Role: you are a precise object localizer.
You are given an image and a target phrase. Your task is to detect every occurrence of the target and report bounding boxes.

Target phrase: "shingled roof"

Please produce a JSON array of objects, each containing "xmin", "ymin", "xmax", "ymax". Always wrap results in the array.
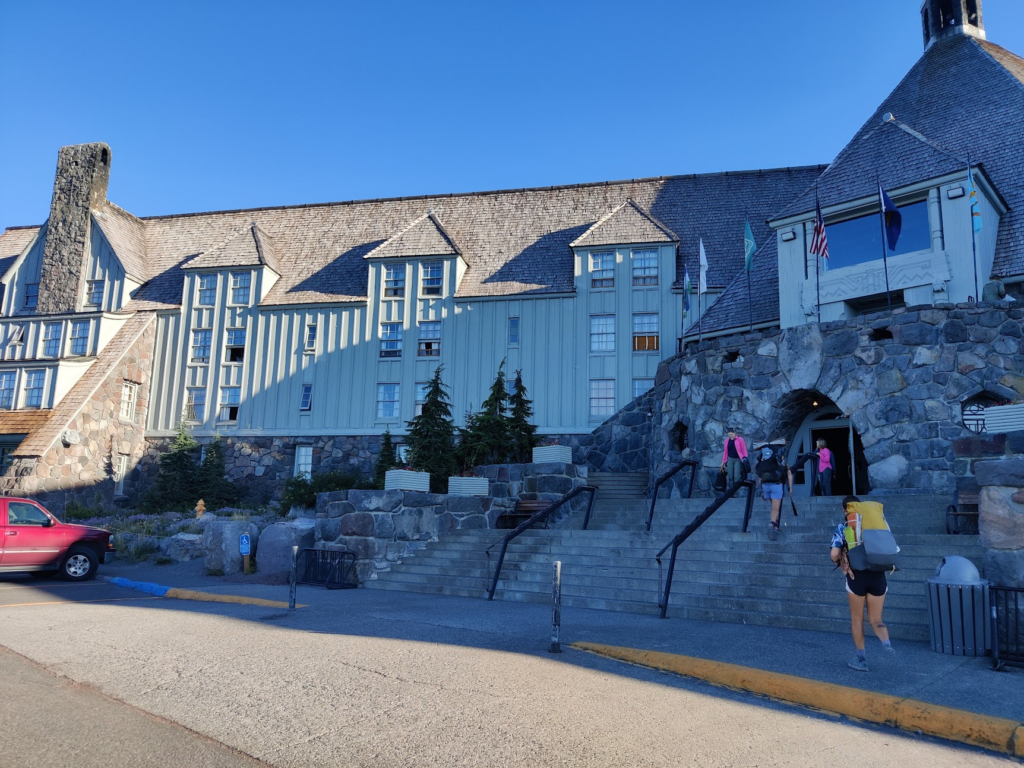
[
  {"xmin": 687, "ymin": 236, "xmax": 781, "ymax": 337},
  {"xmin": 365, "ymin": 212, "xmax": 461, "ymax": 259},
  {"xmin": 93, "ymin": 202, "xmax": 149, "ymax": 282},
  {"xmin": 186, "ymin": 222, "xmax": 282, "ymax": 274},
  {"xmin": 570, "ymin": 199, "xmax": 678, "ymax": 248}
]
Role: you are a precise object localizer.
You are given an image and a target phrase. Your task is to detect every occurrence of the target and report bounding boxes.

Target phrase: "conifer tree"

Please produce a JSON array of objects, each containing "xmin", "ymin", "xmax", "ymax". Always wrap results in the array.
[
  {"xmin": 508, "ymin": 369, "xmax": 539, "ymax": 463},
  {"xmin": 146, "ymin": 422, "xmax": 201, "ymax": 511},
  {"xmin": 457, "ymin": 361, "xmax": 513, "ymax": 469},
  {"xmin": 406, "ymin": 366, "xmax": 457, "ymax": 492},
  {"xmin": 374, "ymin": 428, "xmax": 398, "ymax": 489},
  {"xmin": 198, "ymin": 436, "xmax": 238, "ymax": 509}
]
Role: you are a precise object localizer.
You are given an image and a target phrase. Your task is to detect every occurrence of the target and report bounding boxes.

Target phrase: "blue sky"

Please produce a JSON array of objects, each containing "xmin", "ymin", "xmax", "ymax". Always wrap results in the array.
[{"xmin": 2, "ymin": 1, "xmax": 1023, "ymax": 231}]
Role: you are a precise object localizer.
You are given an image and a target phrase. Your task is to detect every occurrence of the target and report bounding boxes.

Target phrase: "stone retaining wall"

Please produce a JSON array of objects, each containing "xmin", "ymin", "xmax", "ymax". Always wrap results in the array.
[{"xmin": 974, "ymin": 452, "xmax": 1024, "ymax": 588}]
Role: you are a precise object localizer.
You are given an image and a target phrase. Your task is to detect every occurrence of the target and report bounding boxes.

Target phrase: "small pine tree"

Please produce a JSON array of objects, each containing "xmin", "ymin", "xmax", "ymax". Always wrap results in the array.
[
  {"xmin": 146, "ymin": 422, "xmax": 201, "ymax": 511},
  {"xmin": 508, "ymin": 369, "xmax": 539, "ymax": 463},
  {"xmin": 373, "ymin": 429, "xmax": 398, "ymax": 489},
  {"xmin": 198, "ymin": 436, "xmax": 238, "ymax": 509},
  {"xmin": 405, "ymin": 366, "xmax": 457, "ymax": 492},
  {"xmin": 457, "ymin": 361, "xmax": 513, "ymax": 470}
]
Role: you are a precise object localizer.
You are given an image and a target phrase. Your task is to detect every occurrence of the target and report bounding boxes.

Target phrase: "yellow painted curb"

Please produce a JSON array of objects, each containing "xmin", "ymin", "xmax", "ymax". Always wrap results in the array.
[
  {"xmin": 165, "ymin": 588, "xmax": 305, "ymax": 609},
  {"xmin": 572, "ymin": 642, "xmax": 1023, "ymax": 757}
]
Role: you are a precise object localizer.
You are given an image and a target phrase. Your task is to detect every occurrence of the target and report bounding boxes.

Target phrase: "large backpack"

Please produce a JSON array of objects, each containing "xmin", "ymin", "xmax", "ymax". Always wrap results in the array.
[
  {"xmin": 755, "ymin": 450, "xmax": 784, "ymax": 483},
  {"xmin": 844, "ymin": 501, "xmax": 900, "ymax": 572}
]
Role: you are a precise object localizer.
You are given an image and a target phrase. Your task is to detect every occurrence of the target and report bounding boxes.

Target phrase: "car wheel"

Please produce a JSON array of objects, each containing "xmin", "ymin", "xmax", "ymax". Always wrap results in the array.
[
  {"xmin": 61, "ymin": 547, "xmax": 98, "ymax": 581},
  {"xmin": 29, "ymin": 570, "xmax": 59, "ymax": 580}
]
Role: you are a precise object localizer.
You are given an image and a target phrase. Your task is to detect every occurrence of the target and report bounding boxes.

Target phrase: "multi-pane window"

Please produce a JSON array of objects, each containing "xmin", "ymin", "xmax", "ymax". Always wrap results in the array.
[
  {"xmin": 589, "ymin": 379, "xmax": 615, "ymax": 418},
  {"xmin": 632, "ymin": 313, "xmax": 660, "ymax": 352},
  {"xmin": 24, "ymin": 284, "xmax": 38, "ymax": 311},
  {"xmin": 70, "ymin": 320, "xmax": 90, "ymax": 356},
  {"xmin": 219, "ymin": 386, "xmax": 241, "ymax": 421},
  {"xmin": 590, "ymin": 253, "xmax": 614, "ymax": 289},
  {"xmin": 384, "ymin": 264, "xmax": 406, "ymax": 298},
  {"xmin": 633, "ymin": 378, "xmax": 655, "ymax": 398},
  {"xmin": 631, "ymin": 248, "xmax": 658, "ymax": 286},
  {"xmin": 377, "ymin": 383, "xmax": 400, "ymax": 419},
  {"xmin": 300, "ymin": 384, "xmax": 313, "ymax": 411},
  {"xmin": 418, "ymin": 322, "xmax": 441, "ymax": 356},
  {"xmin": 230, "ymin": 272, "xmax": 251, "ymax": 304},
  {"xmin": 305, "ymin": 324, "xmax": 317, "ymax": 351},
  {"xmin": 197, "ymin": 275, "xmax": 217, "ymax": 306},
  {"xmin": 380, "ymin": 323, "xmax": 402, "ymax": 357},
  {"xmin": 590, "ymin": 315, "xmax": 615, "ymax": 353},
  {"xmin": 24, "ymin": 370, "xmax": 45, "ymax": 408},
  {"xmin": 225, "ymin": 328, "xmax": 246, "ymax": 363},
  {"xmin": 120, "ymin": 383, "xmax": 138, "ymax": 421},
  {"xmin": 86, "ymin": 280, "xmax": 104, "ymax": 306},
  {"xmin": 43, "ymin": 323, "xmax": 62, "ymax": 357},
  {"xmin": 294, "ymin": 445, "xmax": 313, "ymax": 478},
  {"xmin": 186, "ymin": 387, "xmax": 206, "ymax": 422},
  {"xmin": 508, "ymin": 317, "xmax": 520, "ymax": 346},
  {"xmin": 414, "ymin": 382, "xmax": 430, "ymax": 416},
  {"xmin": 114, "ymin": 455, "xmax": 129, "ymax": 496},
  {"xmin": 421, "ymin": 262, "xmax": 443, "ymax": 296},
  {"xmin": 0, "ymin": 372, "xmax": 15, "ymax": 409},
  {"xmin": 191, "ymin": 330, "xmax": 212, "ymax": 363}
]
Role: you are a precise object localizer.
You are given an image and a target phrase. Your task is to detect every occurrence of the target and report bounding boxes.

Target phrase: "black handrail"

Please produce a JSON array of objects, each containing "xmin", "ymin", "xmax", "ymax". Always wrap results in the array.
[
  {"xmin": 655, "ymin": 479, "xmax": 756, "ymax": 619},
  {"xmin": 484, "ymin": 484, "xmax": 598, "ymax": 601},
  {"xmin": 646, "ymin": 459, "xmax": 698, "ymax": 531}
]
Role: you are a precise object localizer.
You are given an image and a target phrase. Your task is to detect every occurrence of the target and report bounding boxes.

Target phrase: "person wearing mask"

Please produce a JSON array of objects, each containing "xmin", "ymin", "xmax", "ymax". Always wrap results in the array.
[
  {"xmin": 815, "ymin": 438, "xmax": 834, "ymax": 496},
  {"xmin": 720, "ymin": 427, "xmax": 748, "ymax": 487}
]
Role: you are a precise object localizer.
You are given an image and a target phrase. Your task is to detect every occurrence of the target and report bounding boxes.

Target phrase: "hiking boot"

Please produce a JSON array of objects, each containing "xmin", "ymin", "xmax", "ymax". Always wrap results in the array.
[
  {"xmin": 767, "ymin": 523, "xmax": 778, "ymax": 541},
  {"xmin": 847, "ymin": 656, "xmax": 869, "ymax": 672},
  {"xmin": 882, "ymin": 644, "xmax": 896, "ymax": 655}
]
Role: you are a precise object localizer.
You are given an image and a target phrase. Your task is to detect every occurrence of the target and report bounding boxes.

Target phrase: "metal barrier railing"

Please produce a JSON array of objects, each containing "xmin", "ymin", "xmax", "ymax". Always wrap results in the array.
[
  {"xmin": 646, "ymin": 459, "xmax": 698, "ymax": 532},
  {"xmin": 298, "ymin": 548, "xmax": 358, "ymax": 590},
  {"xmin": 991, "ymin": 586, "xmax": 1024, "ymax": 669},
  {"xmin": 484, "ymin": 485, "xmax": 598, "ymax": 601},
  {"xmin": 655, "ymin": 479, "xmax": 756, "ymax": 619}
]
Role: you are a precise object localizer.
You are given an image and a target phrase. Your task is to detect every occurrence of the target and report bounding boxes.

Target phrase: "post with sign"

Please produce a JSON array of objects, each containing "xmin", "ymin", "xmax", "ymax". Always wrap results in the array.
[{"xmin": 239, "ymin": 533, "xmax": 251, "ymax": 575}]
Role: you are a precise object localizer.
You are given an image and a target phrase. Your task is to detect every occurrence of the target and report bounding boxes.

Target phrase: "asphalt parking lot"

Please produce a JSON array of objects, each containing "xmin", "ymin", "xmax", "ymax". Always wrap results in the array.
[{"xmin": 0, "ymin": 574, "xmax": 162, "ymax": 609}]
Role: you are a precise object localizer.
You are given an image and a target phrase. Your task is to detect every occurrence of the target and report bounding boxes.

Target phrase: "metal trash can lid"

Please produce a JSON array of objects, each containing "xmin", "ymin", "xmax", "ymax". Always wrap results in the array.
[{"xmin": 928, "ymin": 555, "xmax": 986, "ymax": 585}]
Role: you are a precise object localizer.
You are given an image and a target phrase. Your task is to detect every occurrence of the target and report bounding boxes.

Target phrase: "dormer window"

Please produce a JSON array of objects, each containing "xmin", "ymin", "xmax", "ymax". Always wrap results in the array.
[
  {"xmin": 421, "ymin": 262, "xmax": 443, "ymax": 296},
  {"xmin": 384, "ymin": 264, "xmax": 406, "ymax": 298},
  {"xmin": 86, "ymin": 280, "xmax": 104, "ymax": 307},
  {"xmin": 197, "ymin": 275, "xmax": 217, "ymax": 306},
  {"xmin": 24, "ymin": 284, "xmax": 38, "ymax": 312},
  {"xmin": 590, "ymin": 253, "xmax": 614, "ymax": 289},
  {"xmin": 631, "ymin": 249, "xmax": 658, "ymax": 286}
]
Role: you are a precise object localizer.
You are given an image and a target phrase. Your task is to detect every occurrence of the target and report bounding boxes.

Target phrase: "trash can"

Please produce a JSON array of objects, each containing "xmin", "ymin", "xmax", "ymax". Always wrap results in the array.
[{"xmin": 926, "ymin": 556, "xmax": 990, "ymax": 656}]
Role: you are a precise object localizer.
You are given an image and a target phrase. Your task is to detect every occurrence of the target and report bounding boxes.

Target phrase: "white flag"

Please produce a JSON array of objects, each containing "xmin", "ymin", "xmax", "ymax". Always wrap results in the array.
[{"xmin": 698, "ymin": 239, "xmax": 708, "ymax": 296}]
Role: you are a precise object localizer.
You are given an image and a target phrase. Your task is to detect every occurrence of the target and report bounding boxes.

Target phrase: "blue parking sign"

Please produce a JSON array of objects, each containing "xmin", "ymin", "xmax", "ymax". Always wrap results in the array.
[{"xmin": 239, "ymin": 534, "xmax": 251, "ymax": 556}]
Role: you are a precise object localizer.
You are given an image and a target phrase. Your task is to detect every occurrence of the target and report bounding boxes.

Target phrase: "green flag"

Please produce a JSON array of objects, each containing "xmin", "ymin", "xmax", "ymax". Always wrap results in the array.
[{"xmin": 744, "ymin": 221, "xmax": 756, "ymax": 273}]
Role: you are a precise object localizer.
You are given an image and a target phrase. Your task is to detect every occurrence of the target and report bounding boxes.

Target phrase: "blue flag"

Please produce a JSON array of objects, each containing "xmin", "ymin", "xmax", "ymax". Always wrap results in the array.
[
  {"xmin": 743, "ymin": 221, "xmax": 756, "ymax": 273},
  {"xmin": 878, "ymin": 184, "xmax": 902, "ymax": 251},
  {"xmin": 968, "ymin": 166, "xmax": 983, "ymax": 233}
]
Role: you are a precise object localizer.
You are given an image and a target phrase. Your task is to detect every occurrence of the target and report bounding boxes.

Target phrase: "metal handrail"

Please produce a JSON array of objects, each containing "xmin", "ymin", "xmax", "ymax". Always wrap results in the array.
[
  {"xmin": 646, "ymin": 459, "xmax": 698, "ymax": 532},
  {"xmin": 484, "ymin": 484, "xmax": 598, "ymax": 601},
  {"xmin": 655, "ymin": 479, "xmax": 756, "ymax": 619}
]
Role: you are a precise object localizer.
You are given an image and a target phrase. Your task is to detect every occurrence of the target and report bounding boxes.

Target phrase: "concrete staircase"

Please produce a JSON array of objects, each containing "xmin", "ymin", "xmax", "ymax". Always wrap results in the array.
[{"xmin": 366, "ymin": 473, "xmax": 983, "ymax": 641}]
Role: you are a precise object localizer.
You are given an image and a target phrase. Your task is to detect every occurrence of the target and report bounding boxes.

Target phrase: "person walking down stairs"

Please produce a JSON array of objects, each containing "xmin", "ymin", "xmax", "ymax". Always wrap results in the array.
[
  {"xmin": 830, "ymin": 495, "xmax": 894, "ymax": 672},
  {"xmin": 815, "ymin": 438, "xmax": 834, "ymax": 496},
  {"xmin": 721, "ymin": 427, "xmax": 748, "ymax": 487}
]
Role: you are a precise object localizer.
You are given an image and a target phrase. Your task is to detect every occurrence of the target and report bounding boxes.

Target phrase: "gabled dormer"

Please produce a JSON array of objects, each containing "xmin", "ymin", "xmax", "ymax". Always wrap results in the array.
[
  {"xmin": 182, "ymin": 222, "xmax": 282, "ymax": 308},
  {"xmin": 364, "ymin": 212, "xmax": 465, "ymax": 301}
]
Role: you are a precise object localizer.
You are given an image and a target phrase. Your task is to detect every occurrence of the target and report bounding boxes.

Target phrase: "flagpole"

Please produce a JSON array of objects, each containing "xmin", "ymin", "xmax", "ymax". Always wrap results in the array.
[
  {"xmin": 746, "ymin": 269, "xmax": 753, "ymax": 332},
  {"xmin": 968, "ymin": 155, "xmax": 980, "ymax": 302},
  {"xmin": 876, "ymin": 176, "xmax": 893, "ymax": 313},
  {"xmin": 814, "ymin": 192, "xmax": 821, "ymax": 325}
]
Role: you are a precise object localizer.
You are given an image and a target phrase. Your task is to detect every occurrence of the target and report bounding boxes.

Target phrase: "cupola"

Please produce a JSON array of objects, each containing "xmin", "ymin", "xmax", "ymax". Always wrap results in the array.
[{"xmin": 921, "ymin": 0, "xmax": 985, "ymax": 50}]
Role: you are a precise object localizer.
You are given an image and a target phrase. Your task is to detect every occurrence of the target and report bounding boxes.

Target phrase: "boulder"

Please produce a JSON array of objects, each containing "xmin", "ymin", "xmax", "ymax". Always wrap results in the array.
[
  {"xmin": 983, "ymin": 549, "xmax": 1024, "ymax": 588},
  {"xmin": 778, "ymin": 324, "xmax": 823, "ymax": 391},
  {"xmin": 340, "ymin": 511, "xmax": 375, "ymax": 537},
  {"xmin": 867, "ymin": 454, "xmax": 909, "ymax": 490},
  {"xmin": 166, "ymin": 533, "xmax": 203, "ymax": 562},
  {"xmin": 979, "ymin": 487, "xmax": 1024, "ymax": 550},
  {"xmin": 348, "ymin": 489, "xmax": 403, "ymax": 513},
  {"xmin": 975, "ymin": 458, "xmax": 1024, "ymax": 488},
  {"xmin": 202, "ymin": 520, "xmax": 260, "ymax": 575},
  {"xmin": 257, "ymin": 520, "xmax": 316, "ymax": 581}
]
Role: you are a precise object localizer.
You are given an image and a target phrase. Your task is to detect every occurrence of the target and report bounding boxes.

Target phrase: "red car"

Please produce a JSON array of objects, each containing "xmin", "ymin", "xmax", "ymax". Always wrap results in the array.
[{"xmin": 0, "ymin": 497, "xmax": 115, "ymax": 581}]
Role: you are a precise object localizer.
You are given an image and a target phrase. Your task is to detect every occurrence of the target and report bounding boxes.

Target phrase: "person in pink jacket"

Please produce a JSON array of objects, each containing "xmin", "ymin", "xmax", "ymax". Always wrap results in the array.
[
  {"xmin": 815, "ymin": 438, "xmax": 834, "ymax": 496},
  {"xmin": 721, "ymin": 427, "xmax": 748, "ymax": 487}
]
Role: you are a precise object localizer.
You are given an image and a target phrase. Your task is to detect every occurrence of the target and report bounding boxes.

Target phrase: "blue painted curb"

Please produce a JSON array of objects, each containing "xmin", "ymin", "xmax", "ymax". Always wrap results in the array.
[{"xmin": 104, "ymin": 576, "xmax": 170, "ymax": 597}]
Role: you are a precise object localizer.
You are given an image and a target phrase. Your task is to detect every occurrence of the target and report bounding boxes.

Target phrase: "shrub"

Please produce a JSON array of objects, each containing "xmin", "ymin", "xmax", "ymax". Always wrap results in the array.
[
  {"xmin": 281, "ymin": 470, "xmax": 369, "ymax": 511},
  {"xmin": 64, "ymin": 501, "xmax": 102, "ymax": 521},
  {"xmin": 373, "ymin": 429, "xmax": 398, "ymax": 489}
]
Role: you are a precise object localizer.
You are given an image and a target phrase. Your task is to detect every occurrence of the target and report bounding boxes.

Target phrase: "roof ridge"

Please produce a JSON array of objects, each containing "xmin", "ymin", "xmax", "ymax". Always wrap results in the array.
[{"xmin": 975, "ymin": 38, "xmax": 1024, "ymax": 94}]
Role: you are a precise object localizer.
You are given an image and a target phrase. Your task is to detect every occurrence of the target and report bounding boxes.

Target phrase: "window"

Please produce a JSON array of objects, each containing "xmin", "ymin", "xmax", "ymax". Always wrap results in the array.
[
  {"xmin": 8, "ymin": 325, "xmax": 24, "ymax": 346},
  {"xmin": 305, "ymin": 324, "xmax": 317, "ymax": 351},
  {"xmin": 421, "ymin": 261, "xmax": 443, "ymax": 296},
  {"xmin": 7, "ymin": 501, "xmax": 50, "ymax": 526},
  {"xmin": 591, "ymin": 253, "xmax": 614, "ymax": 289},
  {"xmin": 633, "ymin": 378, "xmax": 654, "ymax": 398},
  {"xmin": 589, "ymin": 379, "xmax": 615, "ymax": 418},
  {"xmin": 418, "ymin": 321, "xmax": 441, "ymax": 356},
  {"xmin": 377, "ymin": 383, "xmax": 400, "ymax": 419},
  {"xmin": 230, "ymin": 272, "xmax": 251, "ymax": 304},
  {"xmin": 0, "ymin": 372, "xmax": 14, "ymax": 409},
  {"xmin": 113, "ymin": 454, "xmax": 129, "ymax": 496},
  {"xmin": 24, "ymin": 284, "xmax": 38, "ymax": 311},
  {"xmin": 508, "ymin": 317, "xmax": 520, "ymax": 346},
  {"xmin": 186, "ymin": 387, "xmax": 206, "ymax": 422},
  {"xmin": 86, "ymin": 280, "xmax": 104, "ymax": 306},
  {"xmin": 300, "ymin": 384, "xmax": 313, "ymax": 411},
  {"xmin": 384, "ymin": 264, "xmax": 406, "ymax": 298},
  {"xmin": 632, "ymin": 313, "xmax": 660, "ymax": 352},
  {"xmin": 414, "ymin": 382, "xmax": 430, "ymax": 416},
  {"xmin": 120, "ymin": 383, "xmax": 138, "ymax": 421},
  {"xmin": 70, "ymin": 320, "xmax": 90, "ymax": 356},
  {"xmin": 219, "ymin": 386, "xmax": 241, "ymax": 421},
  {"xmin": 197, "ymin": 274, "xmax": 217, "ymax": 306},
  {"xmin": 631, "ymin": 248, "xmax": 658, "ymax": 286},
  {"xmin": 294, "ymin": 445, "xmax": 313, "ymax": 478},
  {"xmin": 225, "ymin": 328, "xmax": 246, "ymax": 363},
  {"xmin": 380, "ymin": 323, "xmax": 402, "ymax": 357},
  {"xmin": 24, "ymin": 370, "xmax": 45, "ymax": 408},
  {"xmin": 43, "ymin": 323, "xmax": 62, "ymax": 357},
  {"xmin": 396, "ymin": 443, "xmax": 411, "ymax": 463},
  {"xmin": 590, "ymin": 315, "xmax": 615, "ymax": 353},
  {"xmin": 822, "ymin": 200, "xmax": 930, "ymax": 272},
  {"xmin": 191, "ymin": 330, "xmax": 212, "ymax": 363}
]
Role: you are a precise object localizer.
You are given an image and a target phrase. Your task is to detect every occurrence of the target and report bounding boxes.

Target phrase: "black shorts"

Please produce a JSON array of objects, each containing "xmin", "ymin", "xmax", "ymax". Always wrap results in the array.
[{"xmin": 845, "ymin": 569, "xmax": 887, "ymax": 597}]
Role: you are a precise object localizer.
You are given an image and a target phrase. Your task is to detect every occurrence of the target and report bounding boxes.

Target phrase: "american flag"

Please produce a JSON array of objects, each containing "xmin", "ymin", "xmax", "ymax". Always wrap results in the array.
[{"xmin": 810, "ymin": 199, "xmax": 830, "ymax": 260}]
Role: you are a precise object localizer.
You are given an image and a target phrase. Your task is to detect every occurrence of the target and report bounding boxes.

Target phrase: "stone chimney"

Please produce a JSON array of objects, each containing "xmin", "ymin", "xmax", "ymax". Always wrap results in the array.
[
  {"xmin": 921, "ymin": 0, "xmax": 985, "ymax": 50},
  {"xmin": 37, "ymin": 142, "xmax": 111, "ymax": 315}
]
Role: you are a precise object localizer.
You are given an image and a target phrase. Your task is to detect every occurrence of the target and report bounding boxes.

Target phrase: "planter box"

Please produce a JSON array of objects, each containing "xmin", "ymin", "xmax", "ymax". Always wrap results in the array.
[
  {"xmin": 448, "ymin": 476, "xmax": 489, "ymax": 496},
  {"xmin": 532, "ymin": 445, "xmax": 572, "ymax": 464},
  {"xmin": 384, "ymin": 469, "xmax": 431, "ymax": 492}
]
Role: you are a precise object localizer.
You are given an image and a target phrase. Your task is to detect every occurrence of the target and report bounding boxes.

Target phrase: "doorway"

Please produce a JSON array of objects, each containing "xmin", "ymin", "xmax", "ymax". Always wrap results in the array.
[
  {"xmin": 810, "ymin": 426, "xmax": 853, "ymax": 497},
  {"xmin": 787, "ymin": 405, "xmax": 869, "ymax": 498}
]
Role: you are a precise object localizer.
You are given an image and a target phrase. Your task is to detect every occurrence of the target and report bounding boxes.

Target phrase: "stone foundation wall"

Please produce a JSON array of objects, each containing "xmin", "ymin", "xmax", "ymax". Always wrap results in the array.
[{"xmin": 975, "ymin": 455, "xmax": 1024, "ymax": 588}]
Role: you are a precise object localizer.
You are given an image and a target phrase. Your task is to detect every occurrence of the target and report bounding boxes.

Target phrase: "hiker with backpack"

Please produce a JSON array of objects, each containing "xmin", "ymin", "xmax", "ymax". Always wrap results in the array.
[
  {"xmin": 830, "ymin": 495, "xmax": 897, "ymax": 672},
  {"xmin": 754, "ymin": 440, "xmax": 792, "ymax": 541}
]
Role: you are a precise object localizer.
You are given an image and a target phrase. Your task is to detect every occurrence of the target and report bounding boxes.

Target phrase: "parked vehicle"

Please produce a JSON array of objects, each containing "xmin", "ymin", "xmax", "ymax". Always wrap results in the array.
[{"xmin": 0, "ymin": 497, "xmax": 115, "ymax": 581}]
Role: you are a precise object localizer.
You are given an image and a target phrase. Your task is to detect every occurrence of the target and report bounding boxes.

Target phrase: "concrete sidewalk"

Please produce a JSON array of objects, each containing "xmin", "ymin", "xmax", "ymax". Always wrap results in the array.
[{"xmin": 106, "ymin": 560, "xmax": 1023, "ymax": 723}]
